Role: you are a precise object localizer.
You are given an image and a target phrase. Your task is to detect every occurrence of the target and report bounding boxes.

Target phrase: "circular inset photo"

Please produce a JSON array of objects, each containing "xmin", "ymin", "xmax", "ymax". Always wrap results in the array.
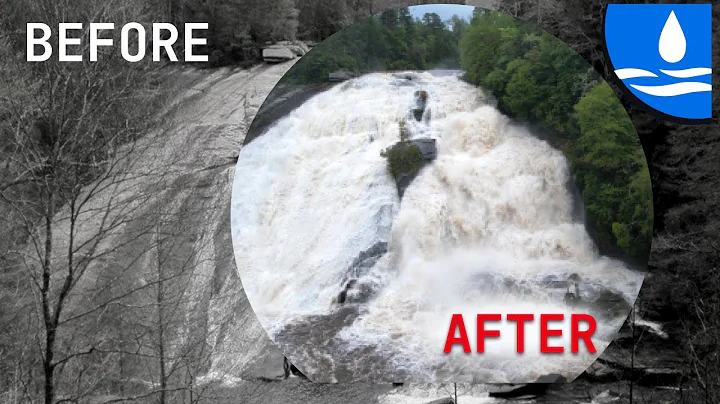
[{"xmin": 231, "ymin": 5, "xmax": 652, "ymax": 383}]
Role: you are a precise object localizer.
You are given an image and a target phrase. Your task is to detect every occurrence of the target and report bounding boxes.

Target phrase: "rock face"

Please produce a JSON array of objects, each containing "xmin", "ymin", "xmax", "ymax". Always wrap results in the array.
[{"xmin": 51, "ymin": 63, "xmax": 302, "ymax": 388}]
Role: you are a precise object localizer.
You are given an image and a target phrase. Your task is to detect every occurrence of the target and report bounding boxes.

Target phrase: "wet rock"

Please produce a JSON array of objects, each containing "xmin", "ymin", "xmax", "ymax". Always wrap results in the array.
[
  {"xmin": 334, "ymin": 279, "xmax": 357, "ymax": 304},
  {"xmin": 591, "ymin": 289, "xmax": 632, "ymax": 319},
  {"xmin": 395, "ymin": 173, "xmax": 416, "ymax": 198},
  {"xmin": 333, "ymin": 278, "xmax": 375, "ymax": 305},
  {"xmin": 412, "ymin": 90, "xmax": 429, "ymax": 121},
  {"xmin": 488, "ymin": 374, "xmax": 566, "ymax": 399},
  {"xmin": 273, "ymin": 305, "xmax": 397, "ymax": 383},
  {"xmin": 330, "ymin": 241, "xmax": 390, "ymax": 305},
  {"xmin": 345, "ymin": 281, "xmax": 375, "ymax": 304},
  {"xmin": 411, "ymin": 138, "xmax": 437, "ymax": 160},
  {"xmin": 536, "ymin": 374, "xmax": 567, "ymax": 383},
  {"xmin": 345, "ymin": 241, "xmax": 388, "ymax": 279}
]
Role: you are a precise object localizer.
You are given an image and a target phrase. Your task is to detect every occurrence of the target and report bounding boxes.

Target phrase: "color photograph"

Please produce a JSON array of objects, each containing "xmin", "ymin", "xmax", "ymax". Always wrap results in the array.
[{"xmin": 232, "ymin": 5, "xmax": 653, "ymax": 384}]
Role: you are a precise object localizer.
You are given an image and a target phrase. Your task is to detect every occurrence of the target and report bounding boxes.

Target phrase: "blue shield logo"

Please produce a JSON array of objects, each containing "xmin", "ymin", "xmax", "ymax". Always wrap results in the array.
[{"xmin": 605, "ymin": 4, "xmax": 712, "ymax": 120}]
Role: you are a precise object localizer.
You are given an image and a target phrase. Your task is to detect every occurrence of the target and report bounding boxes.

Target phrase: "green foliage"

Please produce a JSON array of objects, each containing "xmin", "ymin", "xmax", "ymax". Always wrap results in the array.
[
  {"xmin": 380, "ymin": 119, "xmax": 425, "ymax": 179},
  {"xmin": 460, "ymin": 12, "xmax": 652, "ymax": 263},
  {"xmin": 574, "ymin": 83, "xmax": 653, "ymax": 260},
  {"xmin": 283, "ymin": 9, "xmax": 465, "ymax": 84},
  {"xmin": 381, "ymin": 141, "xmax": 425, "ymax": 179}
]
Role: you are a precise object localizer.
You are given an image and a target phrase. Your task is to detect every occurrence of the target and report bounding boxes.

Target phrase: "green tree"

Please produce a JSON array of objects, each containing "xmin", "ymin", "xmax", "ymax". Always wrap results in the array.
[
  {"xmin": 283, "ymin": 10, "xmax": 462, "ymax": 83},
  {"xmin": 574, "ymin": 83, "xmax": 652, "ymax": 261},
  {"xmin": 460, "ymin": 11, "xmax": 651, "ymax": 263}
]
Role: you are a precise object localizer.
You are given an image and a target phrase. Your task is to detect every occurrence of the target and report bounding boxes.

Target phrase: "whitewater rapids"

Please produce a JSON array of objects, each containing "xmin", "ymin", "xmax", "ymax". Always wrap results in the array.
[{"xmin": 231, "ymin": 71, "xmax": 645, "ymax": 383}]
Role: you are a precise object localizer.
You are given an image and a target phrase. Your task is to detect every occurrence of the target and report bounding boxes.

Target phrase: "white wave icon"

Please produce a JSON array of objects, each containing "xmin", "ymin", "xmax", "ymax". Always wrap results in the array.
[
  {"xmin": 614, "ymin": 11, "xmax": 711, "ymax": 97},
  {"xmin": 629, "ymin": 81, "xmax": 711, "ymax": 97}
]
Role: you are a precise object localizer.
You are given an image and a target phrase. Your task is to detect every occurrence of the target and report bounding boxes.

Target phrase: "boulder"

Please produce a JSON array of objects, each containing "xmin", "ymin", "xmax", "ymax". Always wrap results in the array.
[
  {"xmin": 329, "ymin": 71, "xmax": 354, "ymax": 82},
  {"xmin": 263, "ymin": 47, "xmax": 296, "ymax": 63},
  {"xmin": 333, "ymin": 278, "xmax": 375, "ymax": 305},
  {"xmin": 535, "ymin": 373, "xmax": 567, "ymax": 383},
  {"xmin": 295, "ymin": 41, "xmax": 310, "ymax": 54},
  {"xmin": 410, "ymin": 138, "xmax": 437, "ymax": 161},
  {"xmin": 424, "ymin": 398, "xmax": 454, "ymax": 404},
  {"xmin": 267, "ymin": 41, "xmax": 308, "ymax": 56},
  {"xmin": 286, "ymin": 45, "xmax": 306, "ymax": 56}
]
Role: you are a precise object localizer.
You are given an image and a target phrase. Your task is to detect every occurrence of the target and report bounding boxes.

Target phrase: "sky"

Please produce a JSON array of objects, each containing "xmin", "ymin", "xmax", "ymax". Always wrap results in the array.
[{"xmin": 408, "ymin": 4, "xmax": 476, "ymax": 22}]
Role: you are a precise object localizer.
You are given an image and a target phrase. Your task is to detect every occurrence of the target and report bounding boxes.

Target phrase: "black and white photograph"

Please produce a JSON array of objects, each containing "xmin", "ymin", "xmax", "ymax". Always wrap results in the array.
[{"xmin": 0, "ymin": 0, "xmax": 718, "ymax": 403}]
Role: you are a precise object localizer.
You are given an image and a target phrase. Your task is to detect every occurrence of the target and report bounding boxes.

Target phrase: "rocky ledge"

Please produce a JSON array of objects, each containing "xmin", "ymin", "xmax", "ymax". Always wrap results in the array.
[{"xmin": 262, "ymin": 41, "xmax": 310, "ymax": 63}]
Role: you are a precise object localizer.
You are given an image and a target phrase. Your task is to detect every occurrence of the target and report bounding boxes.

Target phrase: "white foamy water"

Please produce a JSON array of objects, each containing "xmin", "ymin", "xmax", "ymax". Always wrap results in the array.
[{"xmin": 231, "ymin": 71, "xmax": 644, "ymax": 383}]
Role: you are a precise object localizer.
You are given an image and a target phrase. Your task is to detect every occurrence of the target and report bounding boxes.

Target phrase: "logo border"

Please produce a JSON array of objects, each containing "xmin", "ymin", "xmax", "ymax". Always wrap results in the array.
[{"xmin": 601, "ymin": 3, "xmax": 714, "ymax": 125}]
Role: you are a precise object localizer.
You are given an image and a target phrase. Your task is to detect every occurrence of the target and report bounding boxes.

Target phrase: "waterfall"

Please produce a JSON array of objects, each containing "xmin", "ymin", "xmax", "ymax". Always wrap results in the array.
[{"xmin": 231, "ymin": 71, "xmax": 644, "ymax": 383}]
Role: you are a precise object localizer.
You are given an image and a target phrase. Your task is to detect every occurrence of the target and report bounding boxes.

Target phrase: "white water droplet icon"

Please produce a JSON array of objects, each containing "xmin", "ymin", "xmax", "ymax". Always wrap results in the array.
[{"xmin": 659, "ymin": 11, "xmax": 686, "ymax": 63}]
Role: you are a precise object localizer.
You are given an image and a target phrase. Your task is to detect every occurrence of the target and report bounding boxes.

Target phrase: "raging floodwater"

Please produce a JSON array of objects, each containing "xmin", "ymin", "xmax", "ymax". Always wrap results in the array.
[{"xmin": 231, "ymin": 71, "xmax": 644, "ymax": 383}]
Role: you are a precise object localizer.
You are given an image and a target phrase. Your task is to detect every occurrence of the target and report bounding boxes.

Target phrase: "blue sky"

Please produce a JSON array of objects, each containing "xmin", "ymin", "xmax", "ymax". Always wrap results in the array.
[{"xmin": 408, "ymin": 4, "xmax": 475, "ymax": 22}]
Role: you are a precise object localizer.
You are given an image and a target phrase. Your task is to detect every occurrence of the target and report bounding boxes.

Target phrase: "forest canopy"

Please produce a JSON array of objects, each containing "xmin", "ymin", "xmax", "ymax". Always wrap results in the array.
[
  {"xmin": 283, "ymin": 8, "xmax": 467, "ymax": 83},
  {"xmin": 459, "ymin": 10, "xmax": 652, "ymax": 263}
]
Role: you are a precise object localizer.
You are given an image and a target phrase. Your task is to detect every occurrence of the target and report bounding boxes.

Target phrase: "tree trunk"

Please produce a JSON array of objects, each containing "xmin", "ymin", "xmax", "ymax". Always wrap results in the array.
[
  {"xmin": 42, "ymin": 189, "xmax": 56, "ymax": 404},
  {"xmin": 158, "ymin": 273, "xmax": 167, "ymax": 404}
]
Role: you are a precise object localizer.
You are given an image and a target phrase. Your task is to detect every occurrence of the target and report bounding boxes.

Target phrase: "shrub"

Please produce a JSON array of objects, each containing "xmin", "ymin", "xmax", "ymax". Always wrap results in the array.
[{"xmin": 381, "ymin": 141, "xmax": 425, "ymax": 179}]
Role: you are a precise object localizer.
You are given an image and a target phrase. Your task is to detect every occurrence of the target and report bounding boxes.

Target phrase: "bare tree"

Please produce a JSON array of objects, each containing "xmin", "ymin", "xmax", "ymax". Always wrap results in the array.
[{"xmin": 0, "ymin": 1, "xmax": 192, "ymax": 402}]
